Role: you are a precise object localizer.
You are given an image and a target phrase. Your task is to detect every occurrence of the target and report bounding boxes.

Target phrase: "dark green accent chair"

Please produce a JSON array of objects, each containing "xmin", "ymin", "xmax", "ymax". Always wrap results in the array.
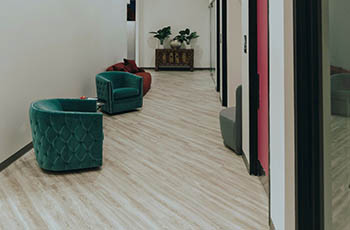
[
  {"xmin": 331, "ymin": 73, "xmax": 350, "ymax": 117},
  {"xmin": 96, "ymin": 72, "xmax": 143, "ymax": 114},
  {"xmin": 220, "ymin": 85, "xmax": 242, "ymax": 155},
  {"xmin": 29, "ymin": 99, "xmax": 104, "ymax": 171}
]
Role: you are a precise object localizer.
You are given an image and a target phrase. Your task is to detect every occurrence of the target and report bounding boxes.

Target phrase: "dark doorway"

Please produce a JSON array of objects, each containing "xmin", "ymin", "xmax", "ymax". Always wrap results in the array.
[
  {"xmin": 241, "ymin": 0, "xmax": 260, "ymax": 176},
  {"xmin": 249, "ymin": 0, "xmax": 259, "ymax": 175},
  {"xmin": 222, "ymin": 0, "xmax": 228, "ymax": 107},
  {"xmin": 216, "ymin": 0, "xmax": 221, "ymax": 93},
  {"xmin": 127, "ymin": 0, "xmax": 136, "ymax": 21},
  {"xmin": 127, "ymin": 0, "xmax": 136, "ymax": 60}
]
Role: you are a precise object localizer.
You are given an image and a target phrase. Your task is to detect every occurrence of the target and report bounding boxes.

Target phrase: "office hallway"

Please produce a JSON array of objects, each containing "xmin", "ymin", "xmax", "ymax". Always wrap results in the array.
[{"xmin": 0, "ymin": 71, "xmax": 268, "ymax": 230}]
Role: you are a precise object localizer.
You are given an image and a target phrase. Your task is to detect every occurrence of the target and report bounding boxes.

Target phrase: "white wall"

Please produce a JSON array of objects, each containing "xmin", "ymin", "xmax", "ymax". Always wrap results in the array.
[
  {"xmin": 137, "ymin": 0, "xmax": 211, "ymax": 68},
  {"xmin": 227, "ymin": 0, "xmax": 242, "ymax": 107},
  {"xmin": 209, "ymin": 0, "xmax": 217, "ymax": 85},
  {"xmin": 269, "ymin": 0, "xmax": 295, "ymax": 229},
  {"xmin": 0, "ymin": 0, "xmax": 127, "ymax": 164},
  {"xmin": 219, "ymin": 0, "xmax": 224, "ymax": 101},
  {"xmin": 270, "ymin": 0, "xmax": 285, "ymax": 226},
  {"xmin": 127, "ymin": 21, "xmax": 136, "ymax": 59},
  {"xmin": 241, "ymin": 0, "xmax": 250, "ymax": 163}
]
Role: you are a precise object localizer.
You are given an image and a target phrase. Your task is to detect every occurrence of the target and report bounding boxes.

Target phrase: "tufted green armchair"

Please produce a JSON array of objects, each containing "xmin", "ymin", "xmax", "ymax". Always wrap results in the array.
[
  {"xmin": 29, "ymin": 99, "xmax": 104, "ymax": 171},
  {"xmin": 96, "ymin": 72, "xmax": 143, "ymax": 114}
]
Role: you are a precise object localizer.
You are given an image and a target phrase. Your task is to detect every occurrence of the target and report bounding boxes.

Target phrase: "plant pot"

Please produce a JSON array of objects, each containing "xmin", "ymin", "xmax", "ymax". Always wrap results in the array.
[
  {"xmin": 157, "ymin": 40, "xmax": 165, "ymax": 49},
  {"xmin": 170, "ymin": 40, "xmax": 182, "ymax": 49},
  {"xmin": 185, "ymin": 43, "xmax": 192, "ymax": 49}
]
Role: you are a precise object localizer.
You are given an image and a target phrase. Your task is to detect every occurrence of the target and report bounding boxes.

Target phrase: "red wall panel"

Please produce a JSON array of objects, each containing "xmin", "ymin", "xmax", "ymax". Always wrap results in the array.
[{"xmin": 257, "ymin": 0, "xmax": 269, "ymax": 175}]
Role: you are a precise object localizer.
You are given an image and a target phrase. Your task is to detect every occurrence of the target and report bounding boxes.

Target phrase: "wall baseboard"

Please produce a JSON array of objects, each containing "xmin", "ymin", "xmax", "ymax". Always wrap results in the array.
[
  {"xmin": 141, "ymin": 67, "xmax": 213, "ymax": 71},
  {"xmin": 257, "ymin": 161, "xmax": 269, "ymax": 196},
  {"xmin": 242, "ymin": 152, "xmax": 251, "ymax": 175},
  {"xmin": 259, "ymin": 173, "xmax": 269, "ymax": 196},
  {"xmin": 0, "ymin": 142, "xmax": 33, "ymax": 172},
  {"xmin": 269, "ymin": 218, "xmax": 276, "ymax": 230}
]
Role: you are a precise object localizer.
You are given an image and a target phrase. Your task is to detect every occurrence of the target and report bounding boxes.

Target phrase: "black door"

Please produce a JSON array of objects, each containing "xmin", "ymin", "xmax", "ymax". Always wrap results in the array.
[{"xmin": 221, "ymin": 0, "xmax": 228, "ymax": 107}]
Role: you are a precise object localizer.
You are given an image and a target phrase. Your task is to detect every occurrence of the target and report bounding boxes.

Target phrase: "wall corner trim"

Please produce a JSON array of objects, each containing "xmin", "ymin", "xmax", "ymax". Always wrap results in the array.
[{"xmin": 0, "ymin": 143, "xmax": 33, "ymax": 172}]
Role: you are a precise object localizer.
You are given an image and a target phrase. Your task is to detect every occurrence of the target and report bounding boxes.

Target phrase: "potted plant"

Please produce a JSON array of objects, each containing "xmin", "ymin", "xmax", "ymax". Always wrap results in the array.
[
  {"xmin": 171, "ymin": 29, "xmax": 190, "ymax": 49},
  {"xmin": 186, "ymin": 31, "xmax": 199, "ymax": 49},
  {"xmin": 150, "ymin": 26, "xmax": 171, "ymax": 49}
]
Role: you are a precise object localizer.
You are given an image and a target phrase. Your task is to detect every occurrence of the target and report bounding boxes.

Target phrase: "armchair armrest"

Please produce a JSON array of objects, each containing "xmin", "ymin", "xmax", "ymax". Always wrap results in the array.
[
  {"xmin": 124, "ymin": 73, "xmax": 143, "ymax": 95},
  {"xmin": 96, "ymin": 75, "xmax": 112, "ymax": 102},
  {"xmin": 59, "ymin": 99, "xmax": 97, "ymax": 112}
]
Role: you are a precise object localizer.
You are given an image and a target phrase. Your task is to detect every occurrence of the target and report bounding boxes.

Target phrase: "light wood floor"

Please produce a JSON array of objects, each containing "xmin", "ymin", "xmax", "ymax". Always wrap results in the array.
[
  {"xmin": 330, "ymin": 115, "xmax": 350, "ymax": 230},
  {"xmin": 0, "ymin": 71, "xmax": 269, "ymax": 230}
]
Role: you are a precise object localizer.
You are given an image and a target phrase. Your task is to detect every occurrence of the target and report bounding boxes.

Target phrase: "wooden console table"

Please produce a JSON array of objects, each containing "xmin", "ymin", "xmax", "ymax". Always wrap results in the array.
[{"xmin": 155, "ymin": 49, "xmax": 194, "ymax": 71}]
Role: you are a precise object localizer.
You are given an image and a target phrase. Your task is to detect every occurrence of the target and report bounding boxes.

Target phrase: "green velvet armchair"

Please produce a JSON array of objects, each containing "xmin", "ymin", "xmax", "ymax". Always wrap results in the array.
[
  {"xmin": 29, "ymin": 99, "xmax": 104, "ymax": 171},
  {"xmin": 96, "ymin": 72, "xmax": 143, "ymax": 114}
]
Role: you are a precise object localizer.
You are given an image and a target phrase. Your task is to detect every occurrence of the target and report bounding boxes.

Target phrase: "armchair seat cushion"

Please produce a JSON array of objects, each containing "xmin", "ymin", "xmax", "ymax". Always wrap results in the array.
[
  {"xmin": 220, "ymin": 107, "xmax": 237, "ymax": 123},
  {"xmin": 113, "ymin": 87, "xmax": 140, "ymax": 100}
]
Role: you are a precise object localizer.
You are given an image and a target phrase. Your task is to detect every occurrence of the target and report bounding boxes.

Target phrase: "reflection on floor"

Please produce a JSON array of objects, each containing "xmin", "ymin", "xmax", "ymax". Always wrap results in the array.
[
  {"xmin": 331, "ymin": 115, "xmax": 350, "ymax": 230},
  {"xmin": 0, "ymin": 71, "xmax": 268, "ymax": 229}
]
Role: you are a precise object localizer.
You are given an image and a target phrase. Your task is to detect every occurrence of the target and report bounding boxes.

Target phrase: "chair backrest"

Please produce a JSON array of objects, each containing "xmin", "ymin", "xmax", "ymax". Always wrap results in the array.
[
  {"xmin": 97, "ymin": 71, "xmax": 123, "ymax": 82},
  {"xmin": 32, "ymin": 99, "xmax": 63, "ymax": 112},
  {"xmin": 235, "ymin": 85, "xmax": 243, "ymax": 153},
  {"xmin": 97, "ymin": 72, "xmax": 128, "ymax": 88},
  {"xmin": 331, "ymin": 73, "xmax": 350, "ymax": 91}
]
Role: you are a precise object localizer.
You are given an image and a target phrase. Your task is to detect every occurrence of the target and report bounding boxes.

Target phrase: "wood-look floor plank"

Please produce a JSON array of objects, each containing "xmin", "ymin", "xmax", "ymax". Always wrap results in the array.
[
  {"xmin": 330, "ymin": 115, "xmax": 350, "ymax": 230},
  {"xmin": 0, "ymin": 71, "xmax": 269, "ymax": 230}
]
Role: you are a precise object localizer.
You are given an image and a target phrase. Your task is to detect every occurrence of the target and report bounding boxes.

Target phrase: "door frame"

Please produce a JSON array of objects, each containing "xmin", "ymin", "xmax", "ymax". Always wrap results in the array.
[
  {"xmin": 222, "ymin": 0, "xmax": 228, "ymax": 107},
  {"xmin": 216, "ymin": 0, "xmax": 221, "ymax": 93},
  {"xmin": 241, "ymin": 0, "xmax": 260, "ymax": 175},
  {"xmin": 294, "ymin": 0, "xmax": 324, "ymax": 229}
]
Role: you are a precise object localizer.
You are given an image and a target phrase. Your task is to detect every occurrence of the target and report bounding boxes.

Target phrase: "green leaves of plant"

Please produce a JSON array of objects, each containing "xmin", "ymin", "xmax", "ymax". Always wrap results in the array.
[
  {"xmin": 177, "ymin": 29, "xmax": 199, "ymax": 44},
  {"xmin": 188, "ymin": 32, "xmax": 200, "ymax": 41},
  {"xmin": 179, "ymin": 28, "xmax": 190, "ymax": 36},
  {"xmin": 149, "ymin": 26, "xmax": 172, "ymax": 44},
  {"xmin": 149, "ymin": 27, "xmax": 199, "ymax": 45}
]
